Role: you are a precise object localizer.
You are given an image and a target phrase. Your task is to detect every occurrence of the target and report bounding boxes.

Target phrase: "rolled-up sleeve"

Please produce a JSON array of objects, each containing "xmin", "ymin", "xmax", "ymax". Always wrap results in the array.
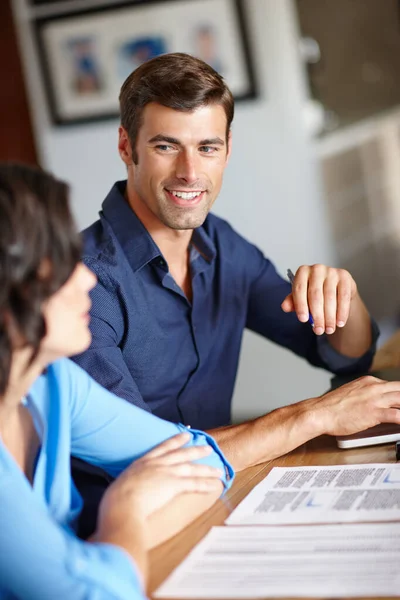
[
  {"xmin": 175, "ymin": 423, "xmax": 234, "ymax": 492},
  {"xmin": 314, "ymin": 318, "xmax": 380, "ymax": 374},
  {"xmin": 245, "ymin": 247, "xmax": 379, "ymax": 375}
]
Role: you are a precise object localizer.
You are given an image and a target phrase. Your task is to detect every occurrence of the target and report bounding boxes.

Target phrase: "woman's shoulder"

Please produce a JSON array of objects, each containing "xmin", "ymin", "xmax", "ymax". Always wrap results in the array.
[
  {"xmin": 28, "ymin": 357, "xmax": 86, "ymax": 390},
  {"xmin": 28, "ymin": 358, "xmax": 93, "ymax": 411},
  {"xmin": 49, "ymin": 356, "xmax": 90, "ymax": 379}
]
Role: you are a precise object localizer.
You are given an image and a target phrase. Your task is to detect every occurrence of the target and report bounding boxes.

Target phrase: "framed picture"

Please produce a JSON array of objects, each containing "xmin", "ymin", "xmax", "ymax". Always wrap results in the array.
[
  {"xmin": 30, "ymin": 0, "xmax": 81, "ymax": 4},
  {"xmin": 35, "ymin": 0, "xmax": 257, "ymax": 125}
]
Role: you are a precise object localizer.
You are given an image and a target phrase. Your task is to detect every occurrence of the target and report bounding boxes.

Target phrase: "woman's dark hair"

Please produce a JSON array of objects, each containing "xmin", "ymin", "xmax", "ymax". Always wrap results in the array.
[
  {"xmin": 119, "ymin": 52, "xmax": 234, "ymax": 164},
  {"xmin": 0, "ymin": 163, "xmax": 81, "ymax": 394}
]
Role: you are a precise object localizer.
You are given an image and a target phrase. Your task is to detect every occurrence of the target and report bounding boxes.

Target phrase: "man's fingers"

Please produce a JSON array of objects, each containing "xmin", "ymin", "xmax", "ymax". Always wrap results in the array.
[
  {"xmin": 288, "ymin": 265, "xmax": 357, "ymax": 335},
  {"xmin": 281, "ymin": 294, "xmax": 294, "ymax": 313},
  {"xmin": 291, "ymin": 267, "xmax": 312, "ymax": 323},
  {"xmin": 336, "ymin": 277, "xmax": 352, "ymax": 328},
  {"xmin": 307, "ymin": 265, "xmax": 326, "ymax": 335},
  {"xmin": 322, "ymin": 277, "xmax": 338, "ymax": 335},
  {"xmin": 347, "ymin": 374, "xmax": 383, "ymax": 387},
  {"xmin": 346, "ymin": 378, "xmax": 400, "ymax": 402},
  {"xmin": 378, "ymin": 406, "xmax": 400, "ymax": 424},
  {"xmin": 377, "ymin": 380, "xmax": 400, "ymax": 395}
]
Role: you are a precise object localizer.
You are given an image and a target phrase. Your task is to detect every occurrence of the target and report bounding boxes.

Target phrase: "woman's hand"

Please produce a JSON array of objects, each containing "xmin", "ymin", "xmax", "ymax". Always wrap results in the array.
[
  {"xmin": 100, "ymin": 432, "xmax": 223, "ymax": 521},
  {"xmin": 93, "ymin": 432, "xmax": 223, "ymax": 565}
]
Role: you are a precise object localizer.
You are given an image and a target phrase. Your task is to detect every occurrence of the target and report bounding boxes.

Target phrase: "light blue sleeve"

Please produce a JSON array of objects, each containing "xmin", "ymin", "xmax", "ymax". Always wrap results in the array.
[
  {"xmin": 61, "ymin": 359, "xmax": 234, "ymax": 488},
  {"xmin": 0, "ymin": 456, "xmax": 145, "ymax": 600}
]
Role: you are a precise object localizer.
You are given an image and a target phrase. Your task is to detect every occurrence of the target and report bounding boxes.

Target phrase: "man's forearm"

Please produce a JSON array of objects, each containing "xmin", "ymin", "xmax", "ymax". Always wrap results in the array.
[
  {"xmin": 327, "ymin": 292, "xmax": 372, "ymax": 358},
  {"xmin": 207, "ymin": 398, "xmax": 323, "ymax": 472},
  {"xmin": 207, "ymin": 368, "xmax": 400, "ymax": 473}
]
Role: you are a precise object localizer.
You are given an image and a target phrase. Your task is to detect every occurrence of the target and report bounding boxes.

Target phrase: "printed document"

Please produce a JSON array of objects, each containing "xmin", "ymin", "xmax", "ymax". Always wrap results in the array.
[
  {"xmin": 154, "ymin": 523, "xmax": 400, "ymax": 598},
  {"xmin": 226, "ymin": 464, "xmax": 400, "ymax": 525}
]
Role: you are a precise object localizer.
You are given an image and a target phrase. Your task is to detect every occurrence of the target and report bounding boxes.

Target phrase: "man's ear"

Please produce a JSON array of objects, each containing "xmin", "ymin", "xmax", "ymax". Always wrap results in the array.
[{"xmin": 118, "ymin": 126, "xmax": 133, "ymax": 166}]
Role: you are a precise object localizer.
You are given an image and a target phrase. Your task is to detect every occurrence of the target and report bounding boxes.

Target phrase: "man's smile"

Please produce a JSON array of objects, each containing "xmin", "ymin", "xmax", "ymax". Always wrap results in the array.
[{"xmin": 164, "ymin": 188, "xmax": 206, "ymax": 206}]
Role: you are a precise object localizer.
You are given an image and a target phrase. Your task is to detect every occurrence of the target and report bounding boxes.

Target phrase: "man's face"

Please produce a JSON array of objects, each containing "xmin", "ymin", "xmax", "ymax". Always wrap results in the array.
[{"xmin": 120, "ymin": 102, "xmax": 231, "ymax": 231}]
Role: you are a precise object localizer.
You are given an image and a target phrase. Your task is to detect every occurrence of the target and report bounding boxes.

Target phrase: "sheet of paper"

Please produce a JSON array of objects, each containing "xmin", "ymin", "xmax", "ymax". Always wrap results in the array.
[
  {"xmin": 154, "ymin": 522, "xmax": 400, "ymax": 598},
  {"xmin": 226, "ymin": 464, "xmax": 400, "ymax": 525}
]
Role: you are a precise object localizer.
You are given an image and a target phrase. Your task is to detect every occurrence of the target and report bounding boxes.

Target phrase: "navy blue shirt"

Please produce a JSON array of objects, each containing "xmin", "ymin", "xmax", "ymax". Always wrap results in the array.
[{"xmin": 73, "ymin": 182, "xmax": 377, "ymax": 430}]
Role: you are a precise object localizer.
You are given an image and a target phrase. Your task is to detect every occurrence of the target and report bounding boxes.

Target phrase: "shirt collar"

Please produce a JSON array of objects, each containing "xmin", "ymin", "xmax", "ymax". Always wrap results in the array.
[
  {"xmin": 101, "ymin": 180, "xmax": 216, "ymax": 271},
  {"xmin": 101, "ymin": 181, "xmax": 161, "ymax": 272},
  {"xmin": 191, "ymin": 225, "xmax": 216, "ymax": 264}
]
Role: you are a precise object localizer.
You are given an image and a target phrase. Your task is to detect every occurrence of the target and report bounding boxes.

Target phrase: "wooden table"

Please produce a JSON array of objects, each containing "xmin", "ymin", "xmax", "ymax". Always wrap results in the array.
[{"xmin": 149, "ymin": 435, "xmax": 398, "ymax": 599}]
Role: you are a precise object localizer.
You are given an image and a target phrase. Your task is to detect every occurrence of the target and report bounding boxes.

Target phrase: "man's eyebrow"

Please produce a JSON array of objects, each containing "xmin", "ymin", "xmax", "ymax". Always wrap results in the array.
[
  {"xmin": 199, "ymin": 137, "xmax": 225, "ymax": 146},
  {"xmin": 147, "ymin": 134, "xmax": 225, "ymax": 146},
  {"xmin": 148, "ymin": 134, "xmax": 181, "ymax": 145}
]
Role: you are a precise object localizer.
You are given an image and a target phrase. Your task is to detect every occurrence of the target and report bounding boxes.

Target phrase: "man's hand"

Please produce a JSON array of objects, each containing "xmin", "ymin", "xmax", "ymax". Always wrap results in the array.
[
  {"xmin": 281, "ymin": 264, "xmax": 357, "ymax": 336},
  {"xmin": 208, "ymin": 376, "xmax": 400, "ymax": 472},
  {"xmin": 310, "ymin": 376, "xmax": 400, "ymax": 437}
]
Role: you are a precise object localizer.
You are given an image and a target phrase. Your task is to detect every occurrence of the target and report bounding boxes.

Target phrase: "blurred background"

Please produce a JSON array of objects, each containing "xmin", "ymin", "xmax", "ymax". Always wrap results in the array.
[{"xmin": 3, "ymin": 0, "xmax": 400, "ymax": 421}]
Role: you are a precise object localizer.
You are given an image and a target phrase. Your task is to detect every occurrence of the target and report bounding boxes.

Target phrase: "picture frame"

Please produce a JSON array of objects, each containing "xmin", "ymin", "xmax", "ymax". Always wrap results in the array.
[
  {"xmin": 35, "ymin": 0, "xmax": 257, "ymax": 125},
  {"xmin": 30, "ymin": 0, "xmax": 81, "ymax": 4}
]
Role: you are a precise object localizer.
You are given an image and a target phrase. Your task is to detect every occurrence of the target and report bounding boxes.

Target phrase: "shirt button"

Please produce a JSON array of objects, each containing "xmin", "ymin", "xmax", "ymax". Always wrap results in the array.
[{"xmin": 159, "ymin": 259, "xmax": 165, "ymax": 266}]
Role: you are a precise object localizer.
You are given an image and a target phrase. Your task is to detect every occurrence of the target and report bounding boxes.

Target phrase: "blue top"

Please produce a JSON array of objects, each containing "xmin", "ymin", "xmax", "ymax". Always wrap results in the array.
[
  {"xmin": 73, "ymin": 181, "xmax": 378, "ymax": 430},
  {"xmin": 0, "ymin": 358, "xmax": 233, "ymax": 600}
]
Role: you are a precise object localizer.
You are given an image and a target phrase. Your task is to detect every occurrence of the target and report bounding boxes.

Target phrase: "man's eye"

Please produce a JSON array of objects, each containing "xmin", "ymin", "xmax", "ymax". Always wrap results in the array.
[
  {"xmin": 156, "ymin": 144, "xmax": 173, "ymax": 151},
  {"xmin": 199, "ymin": 146, "xmax": 218, "ymax": 154}
]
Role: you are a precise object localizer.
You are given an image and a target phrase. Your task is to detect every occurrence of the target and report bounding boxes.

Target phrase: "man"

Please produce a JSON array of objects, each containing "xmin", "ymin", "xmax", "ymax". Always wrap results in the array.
[{"xmin": 74, "ymin": 53, "xmax": 400, "ymax": 473}]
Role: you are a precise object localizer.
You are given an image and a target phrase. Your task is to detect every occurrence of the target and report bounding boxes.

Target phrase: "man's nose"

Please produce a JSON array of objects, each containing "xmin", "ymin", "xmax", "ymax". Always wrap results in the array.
[{"xmin": 175, "ymin": 151, "xmax": 199, "ymax": 185}]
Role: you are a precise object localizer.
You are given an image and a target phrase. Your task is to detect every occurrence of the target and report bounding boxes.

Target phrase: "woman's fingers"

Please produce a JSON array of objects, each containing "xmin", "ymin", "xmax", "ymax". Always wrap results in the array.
[
  {"xmin": 138, "ymin": 436, "xmax": 214, "ymax": 467},
  {"xmin": 167, "ymin": 462, "xmax": 223, "ymax": 478},
  {"xmin": 139, "ymin": 432, "xmax": 192, "ymax": 459},
  {"xmin": 146, "ymin": 444, "xmax": 213, "ymax": 466},
  {"xmin": 174, "ymin": 477, "xmax": 223, "ymax": 494}
]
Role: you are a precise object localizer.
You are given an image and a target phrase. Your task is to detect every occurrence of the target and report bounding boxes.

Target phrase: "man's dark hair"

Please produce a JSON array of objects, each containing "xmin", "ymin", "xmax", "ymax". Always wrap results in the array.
[
  {"xmin": 0, "ymin": 163, "xmax": 81, "ymax": 394},
  {"xmin": 119, "ymin": 52, "xmax": 234, "ymax": 163}
]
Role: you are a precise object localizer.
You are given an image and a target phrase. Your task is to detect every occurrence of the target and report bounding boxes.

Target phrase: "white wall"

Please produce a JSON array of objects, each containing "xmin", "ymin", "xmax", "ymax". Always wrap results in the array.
[{"xmin": 13, "ymin": 0, "xmax": 336, "ymax": 421}]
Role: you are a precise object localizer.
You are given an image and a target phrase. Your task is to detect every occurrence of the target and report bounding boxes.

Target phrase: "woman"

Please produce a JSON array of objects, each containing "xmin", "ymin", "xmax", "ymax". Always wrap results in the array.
[{"xmin": 0, "ymin": 163, "xmax": 233, "ymax": 600}]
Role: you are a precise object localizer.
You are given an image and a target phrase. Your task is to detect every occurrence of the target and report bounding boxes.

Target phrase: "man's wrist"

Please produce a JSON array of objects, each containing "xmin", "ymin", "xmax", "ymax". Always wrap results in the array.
[{"xmin": 294, "ymin": 396, "xmax": 329, "ymax": 439}]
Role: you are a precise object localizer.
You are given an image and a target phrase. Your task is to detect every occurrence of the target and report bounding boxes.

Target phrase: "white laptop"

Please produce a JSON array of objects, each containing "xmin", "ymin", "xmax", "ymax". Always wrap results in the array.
[
  {"xmin": 332, "ymin": 367, "xmax": 400, "ymax": 449},
  {"xmin": 336, "ymin": 423, "xmax": 400, "ymax": 449}
]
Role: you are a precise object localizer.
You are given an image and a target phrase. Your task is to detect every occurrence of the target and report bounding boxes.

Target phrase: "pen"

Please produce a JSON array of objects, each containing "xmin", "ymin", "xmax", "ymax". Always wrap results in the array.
[{"xmin": 287, "ymin": 268, "xmax": 314, "ymax": 326}]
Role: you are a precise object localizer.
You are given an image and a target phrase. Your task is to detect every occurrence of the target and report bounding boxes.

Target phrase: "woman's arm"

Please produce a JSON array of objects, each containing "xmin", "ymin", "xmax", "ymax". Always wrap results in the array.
[
  {"xmin": 0, "ymin": 465, "xmax": 145, "ymax": 600},
  {"xmin": 58, "ymin": 359, "xmax": 233, "ymax": 547},
  {"xmin": 64, "ymin": 359, "xmax": 234, "ymax": 489},
  {"xmin": 93, "ymin": 434, "xmax": 224, "ymax": 553}
]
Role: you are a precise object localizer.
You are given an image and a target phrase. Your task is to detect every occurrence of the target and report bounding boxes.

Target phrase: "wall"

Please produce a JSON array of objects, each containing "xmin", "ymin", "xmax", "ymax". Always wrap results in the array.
[{"xmin": 13, "ymin": 0, "xmax": 336, "ymax": 421}]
